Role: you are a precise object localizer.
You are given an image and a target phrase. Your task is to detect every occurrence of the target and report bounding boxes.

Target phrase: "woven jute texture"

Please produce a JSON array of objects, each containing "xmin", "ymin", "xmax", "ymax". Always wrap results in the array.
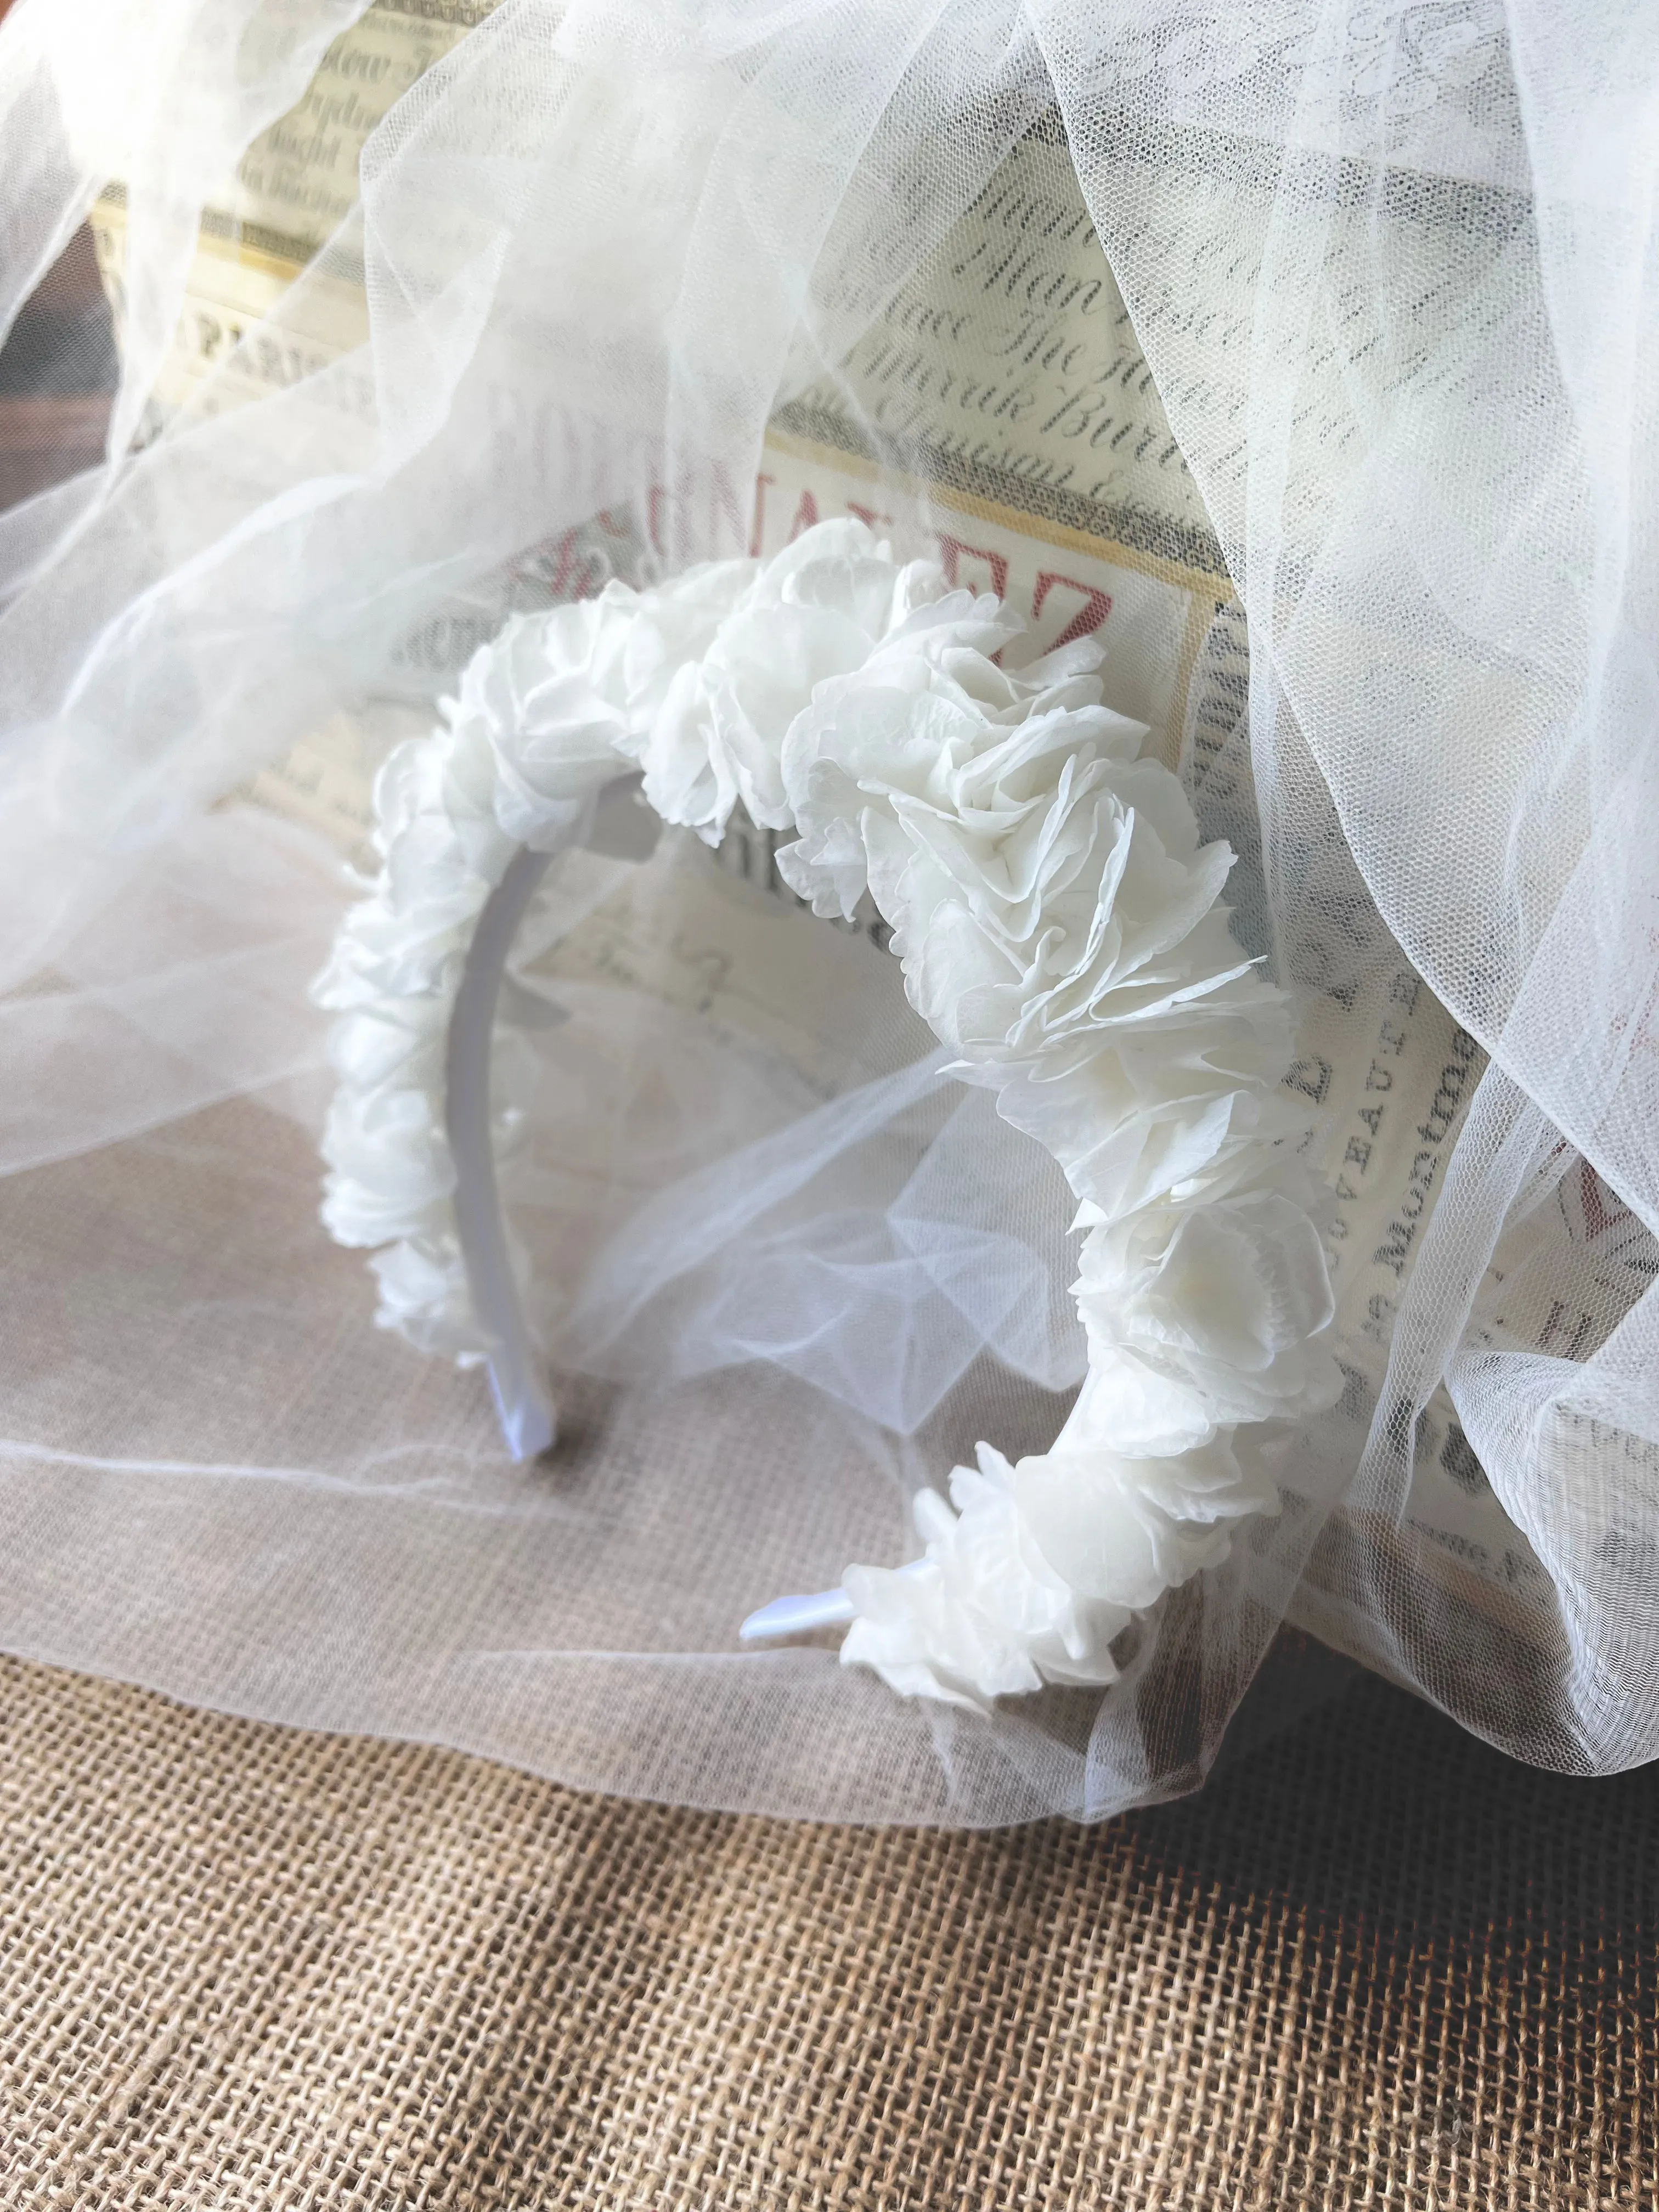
[{"xmin": 1, "ymin": 1650, "xmax": 1654, "ymax": 2211}]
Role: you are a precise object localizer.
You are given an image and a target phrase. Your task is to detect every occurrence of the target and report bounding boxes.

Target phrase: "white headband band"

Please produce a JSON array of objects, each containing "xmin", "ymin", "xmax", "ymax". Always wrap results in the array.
[{"xmin": 313, "ymin": 520, "xmax": 1338, "ymax": 1709}]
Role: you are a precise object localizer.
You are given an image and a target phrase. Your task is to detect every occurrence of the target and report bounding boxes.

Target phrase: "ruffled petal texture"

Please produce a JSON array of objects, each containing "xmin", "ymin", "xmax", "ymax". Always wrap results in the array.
[{"xmin": 315, "ymin": 520, "xmax": 1338, "ymax": 1708}]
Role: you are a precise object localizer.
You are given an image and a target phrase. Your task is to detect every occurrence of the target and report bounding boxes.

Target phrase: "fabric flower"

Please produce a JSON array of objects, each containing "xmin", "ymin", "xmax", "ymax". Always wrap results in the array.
[
  {"xmin": 1070, "ymin": 1191, "xmax": 1339, "ymax": 1451},
  {"xmin": 1015, "ymin": 1432, "xmax": 1274, "ymax": 1611},
  {"xmin": 629, "ymin": 520, "xmax": 969, "ymax": 840},
  {"xmin": 840, "ymin": 1444, "xmax": 1130, "ymax": 1709},
  {"xmin": 368, "ymin": 1235, "xmax": 481, "ymax": 1363}
]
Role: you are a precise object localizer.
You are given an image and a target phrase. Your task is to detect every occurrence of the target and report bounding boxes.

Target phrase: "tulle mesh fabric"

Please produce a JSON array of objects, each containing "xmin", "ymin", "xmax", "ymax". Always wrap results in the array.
[{"xmin": 0, "ymin": 0, "xmax": 1655, "ymax": 1819}]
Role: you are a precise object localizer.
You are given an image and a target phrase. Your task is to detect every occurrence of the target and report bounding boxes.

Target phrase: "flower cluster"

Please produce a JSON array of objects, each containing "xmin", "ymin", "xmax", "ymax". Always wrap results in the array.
[
  {"xmin": 311, "ymin": 696, "xmax": 529, "ymax": 1361},
  {"xmin": 315, "ymin": 518, "xmax": 1338, "ymax": 1708},
  {"xmin": 311, "ymin": 525, "xmax": 950, "ymax": 1358},
  {"xmin": 754, "ymin": 531, "xmax": 1338, "ymax": 1702}
]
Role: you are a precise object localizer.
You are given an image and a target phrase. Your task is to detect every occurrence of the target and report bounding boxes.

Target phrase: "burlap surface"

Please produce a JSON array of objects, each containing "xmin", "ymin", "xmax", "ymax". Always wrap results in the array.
[{"xmin": 2, "ymin": 1649, "xmax": 1654, "ymax": 2210}]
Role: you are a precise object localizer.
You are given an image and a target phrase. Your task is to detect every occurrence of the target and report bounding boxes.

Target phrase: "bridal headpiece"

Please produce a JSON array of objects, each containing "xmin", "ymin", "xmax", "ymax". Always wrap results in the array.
[{"xmin": 314, "ymin": 520, "xmax": 1340, "ymax": 1709}]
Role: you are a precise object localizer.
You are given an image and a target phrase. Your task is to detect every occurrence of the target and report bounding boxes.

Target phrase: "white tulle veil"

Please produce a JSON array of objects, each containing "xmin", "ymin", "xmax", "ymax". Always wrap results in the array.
[{"xmin": 0, "ymin": 0, "xmax": 1655, "ymax": 1820}]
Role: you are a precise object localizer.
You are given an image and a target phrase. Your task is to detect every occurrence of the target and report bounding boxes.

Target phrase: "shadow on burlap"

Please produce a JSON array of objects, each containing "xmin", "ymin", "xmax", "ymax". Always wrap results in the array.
[{"xmin": 1, "ymin": 1644, "xmax": 1654, "ymax": 2210}]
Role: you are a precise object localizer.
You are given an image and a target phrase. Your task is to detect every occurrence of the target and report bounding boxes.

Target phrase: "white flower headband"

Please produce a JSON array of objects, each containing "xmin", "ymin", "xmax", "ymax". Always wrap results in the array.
[{"xmin": 313, "ymin": 521, "xmax": 1339, "ymax": 1710}]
